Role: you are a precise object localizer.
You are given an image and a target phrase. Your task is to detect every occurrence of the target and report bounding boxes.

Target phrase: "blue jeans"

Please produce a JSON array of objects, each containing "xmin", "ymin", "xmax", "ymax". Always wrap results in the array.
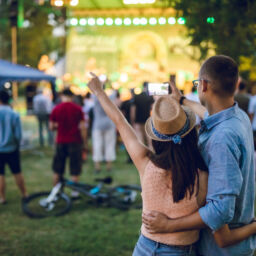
[{"xmin": 133, "ymin": 234, "xmax": 197, "ymax": 256}]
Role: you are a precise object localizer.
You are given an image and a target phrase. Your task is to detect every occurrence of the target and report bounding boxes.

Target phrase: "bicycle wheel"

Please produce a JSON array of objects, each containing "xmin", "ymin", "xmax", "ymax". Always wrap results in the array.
[
  {"xmin": 22, "ymin": 191, "xmax": 72, "ymax": 218},
  {"xmin": 108, "ymin": 185, "xmax": 142, "ymax": 210}
]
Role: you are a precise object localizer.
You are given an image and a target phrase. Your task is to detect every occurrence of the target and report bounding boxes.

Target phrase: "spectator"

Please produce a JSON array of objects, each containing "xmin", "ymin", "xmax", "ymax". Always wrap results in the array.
[
  {"xmin": 248, "ymin": 86, "xmax": 256, "ymax": 146},
  {"xmin": 92, "ymin": 89, "xmax": 116, "ymax": 173},
  {"xmin": 0, "ymin": 90, "xmax": 27, "ymax": 204},
  {"xmin": 131, "ymin": 82, "xmax": 154, "ymax": 147},
  {"xmin": 33, "ymin": 87, "xmax": 53, "ymax": 146},
  {"xmin": 120, "ymin": 89, "xmax": 134, "ymax": 163},
  {"xmin": 235, "ymin": 80, "xmax": 250, "ymax": 115},
  {"xmin": 49, "ymin": 89, "xmax": 87, "ymax": 195},
  {"xmin": 186, "ymin": 85, "xmax": 201, "ymax": 126}
]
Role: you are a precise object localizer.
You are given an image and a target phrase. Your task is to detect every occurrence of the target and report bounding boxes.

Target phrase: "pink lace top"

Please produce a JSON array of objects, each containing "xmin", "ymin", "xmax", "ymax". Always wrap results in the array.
[{"xmin": 140, "ymin": 160, "xmax": 207, "ymax": 246}]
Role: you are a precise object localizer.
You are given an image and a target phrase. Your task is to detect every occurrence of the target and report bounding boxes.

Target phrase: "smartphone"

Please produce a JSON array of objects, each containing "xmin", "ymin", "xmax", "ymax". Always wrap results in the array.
[{"xmin": 148, "ymin": 83, "xmax": 170, "ymax": 96}]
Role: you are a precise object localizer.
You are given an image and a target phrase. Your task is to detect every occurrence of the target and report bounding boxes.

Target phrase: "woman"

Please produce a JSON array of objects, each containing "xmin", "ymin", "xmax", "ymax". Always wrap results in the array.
[{"xmin": 88, "ymin": 74, "xmax": 256, "ymax": 255}]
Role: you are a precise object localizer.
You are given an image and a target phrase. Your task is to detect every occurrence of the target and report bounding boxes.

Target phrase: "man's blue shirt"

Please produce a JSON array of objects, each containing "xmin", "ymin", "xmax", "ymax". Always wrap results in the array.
[
  {"xmin": 0, "ymin": 105, "xmax": 22, "ymax": 153},
  {"xmin": 198, "ymin": 103, "xmax": 256, "ymax": 256}
]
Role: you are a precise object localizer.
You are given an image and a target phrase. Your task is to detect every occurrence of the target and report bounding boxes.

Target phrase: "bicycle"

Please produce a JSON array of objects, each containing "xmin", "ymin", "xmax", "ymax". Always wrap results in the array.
[{"xmin": 22, "ymin": 176, "xmax": 142, "ymax": 218}]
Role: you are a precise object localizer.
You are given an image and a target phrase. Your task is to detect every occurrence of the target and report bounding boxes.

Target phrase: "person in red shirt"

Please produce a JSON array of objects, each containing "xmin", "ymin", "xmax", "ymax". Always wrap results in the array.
[{"xmin": 50, "ymin": 89, "xmax": 87, "ymax": 187}]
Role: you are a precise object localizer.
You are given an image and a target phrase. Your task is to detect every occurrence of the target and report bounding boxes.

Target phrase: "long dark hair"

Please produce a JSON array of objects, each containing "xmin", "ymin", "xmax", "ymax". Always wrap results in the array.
[{"xmin": 147, "ymin": 128, "xmax": 203, "ymax": 203}]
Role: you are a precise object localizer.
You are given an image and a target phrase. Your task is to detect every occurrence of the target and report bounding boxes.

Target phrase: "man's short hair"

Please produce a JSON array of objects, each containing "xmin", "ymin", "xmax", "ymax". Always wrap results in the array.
[
  {"xmin": 0, "ymin": 90, "xmax": 10, "ymax": 104},
  {"xmin": 62, "ymin": 88, "xmax": 73, "ymax": 97},
  {"xmin": 200, "ymin": 55, "xmax": 239, "ymax": 97}
]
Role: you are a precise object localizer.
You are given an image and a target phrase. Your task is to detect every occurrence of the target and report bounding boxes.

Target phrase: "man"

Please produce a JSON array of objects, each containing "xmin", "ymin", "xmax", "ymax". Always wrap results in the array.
[
  {"xmin": 50, "ymin": 89, "xmax": 86, "ymax": 188},
  {"xmin": 33, "ymin": 87, "xmax": 53, "ymax": 146},
  {"xmin": 0, "ymin": 90, "xmax": 27, "ymax": 204},
  {"xmin": 235, "ymin": 80, "xmax": 250, "ymax": 115},
  {"xmin": 185, "ymin": 85, "xmax": 201, "ymax": 126},
  {"xmin": 142, "ymin": 55, "xmax": 256, "ymax": 255},
  {"xmin": 131, "ymin": 82, "xmax": 154, "ymax": 146}
]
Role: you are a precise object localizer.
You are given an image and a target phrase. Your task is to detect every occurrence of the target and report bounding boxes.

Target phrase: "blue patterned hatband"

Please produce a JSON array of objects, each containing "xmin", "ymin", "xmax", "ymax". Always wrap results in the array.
[{"xmin": 151, "ymin": 113, "xmax": 190, "ymax": 144}]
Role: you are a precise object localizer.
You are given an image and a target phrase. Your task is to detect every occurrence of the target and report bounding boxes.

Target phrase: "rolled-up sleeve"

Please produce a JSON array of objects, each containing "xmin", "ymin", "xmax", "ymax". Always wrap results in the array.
[{"xmin": 199, "ymin": 137, "xmax": 243, "ymax": 231}]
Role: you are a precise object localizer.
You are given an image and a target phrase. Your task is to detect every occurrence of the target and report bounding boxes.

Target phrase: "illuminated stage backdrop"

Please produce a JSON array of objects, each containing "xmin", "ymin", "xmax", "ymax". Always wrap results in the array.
[{"xmin": 66, "ymin": 18, "xmax": 200, "ymax": 91}]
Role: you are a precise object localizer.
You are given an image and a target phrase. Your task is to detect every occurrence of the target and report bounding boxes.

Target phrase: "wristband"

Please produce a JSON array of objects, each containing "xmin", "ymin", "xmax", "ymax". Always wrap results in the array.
[{"xmin": 179, "ymin": 96, "xmax": 186, "ymax": 105}]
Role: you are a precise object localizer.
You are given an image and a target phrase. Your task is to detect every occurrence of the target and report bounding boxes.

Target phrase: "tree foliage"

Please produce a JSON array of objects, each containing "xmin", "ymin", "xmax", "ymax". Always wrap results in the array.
[
  {"xmin": 171, "ymin": 0, "xmax": 256, "ymax": 78},
  {"xmin": 0, "ymin": 1, "xmax": 65, "ymax": 68}
]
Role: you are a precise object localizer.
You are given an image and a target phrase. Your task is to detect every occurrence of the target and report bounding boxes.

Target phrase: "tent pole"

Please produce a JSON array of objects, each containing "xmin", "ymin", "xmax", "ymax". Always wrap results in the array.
[{"xmin": 11, "ymin": 26, "xmax": 18, "ymax": 101}]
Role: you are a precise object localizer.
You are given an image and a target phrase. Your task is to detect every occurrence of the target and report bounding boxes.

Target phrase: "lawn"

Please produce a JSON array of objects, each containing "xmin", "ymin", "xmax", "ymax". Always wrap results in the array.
[{"xmin": 0, "ymin": 117, "xmax": 141, "ymax": 256}]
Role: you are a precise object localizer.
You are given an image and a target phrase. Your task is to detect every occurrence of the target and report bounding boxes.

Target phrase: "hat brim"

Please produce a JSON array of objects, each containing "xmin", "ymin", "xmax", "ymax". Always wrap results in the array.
[{"xmin": 145, "ymin": 106, "xmax": 197, "ymax": 142}]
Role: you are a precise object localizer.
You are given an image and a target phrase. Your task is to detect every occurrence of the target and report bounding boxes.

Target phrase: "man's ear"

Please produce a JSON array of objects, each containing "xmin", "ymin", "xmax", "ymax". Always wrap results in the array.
[{"xmin": 202, "ymin": 80, "xmax": 208, "ymax": 93}]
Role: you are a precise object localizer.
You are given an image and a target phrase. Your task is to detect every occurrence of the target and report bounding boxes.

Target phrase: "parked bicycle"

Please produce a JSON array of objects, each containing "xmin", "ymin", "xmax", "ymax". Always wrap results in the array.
[{"xmin": 22, "ymin": 176, "xmax": 142, "ymax": 218}]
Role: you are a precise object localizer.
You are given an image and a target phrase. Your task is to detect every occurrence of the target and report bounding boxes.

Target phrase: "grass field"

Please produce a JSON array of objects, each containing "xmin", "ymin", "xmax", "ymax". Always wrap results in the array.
[
  {"xmin": 0, "ymin": 120, "xmax": 141, "ymax": 256},
  {"xmin": 1, "ymin": 116, "xmax": 256, "ymax": 256}
]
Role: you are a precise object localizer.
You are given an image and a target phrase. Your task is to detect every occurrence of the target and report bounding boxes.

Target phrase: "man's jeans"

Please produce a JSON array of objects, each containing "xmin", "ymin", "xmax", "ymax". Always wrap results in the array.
[{"xmin": 37, "ymin": 114, "xmax": 53, "ymax": 146}]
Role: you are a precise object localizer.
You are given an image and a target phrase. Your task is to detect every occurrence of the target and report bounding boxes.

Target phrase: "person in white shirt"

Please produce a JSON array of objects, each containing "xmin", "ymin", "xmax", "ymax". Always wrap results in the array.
[{"xmin": 33, "ymin": 88, "xmax": 53, "ymax": 146}]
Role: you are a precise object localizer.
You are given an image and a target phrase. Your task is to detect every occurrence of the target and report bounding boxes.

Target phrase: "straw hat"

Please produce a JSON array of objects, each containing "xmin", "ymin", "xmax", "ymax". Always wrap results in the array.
[{"xmin": 145, "ymin": 96, "xmax": 196, "ymax": 143}]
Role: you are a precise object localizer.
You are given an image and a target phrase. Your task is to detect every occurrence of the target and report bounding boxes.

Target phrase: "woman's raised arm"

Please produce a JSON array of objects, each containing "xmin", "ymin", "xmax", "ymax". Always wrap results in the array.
[{"xmin": 88, "ymin": 73, "xmax": 149, "ymax": 172}]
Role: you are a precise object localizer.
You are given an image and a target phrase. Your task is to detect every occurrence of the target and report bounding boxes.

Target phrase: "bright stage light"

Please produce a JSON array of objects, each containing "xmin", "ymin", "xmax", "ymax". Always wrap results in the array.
[
  {"xmin": 168, "ymin": 17, "xmax": 176, "ymax": 25},
  {"xmin": 79, "ymin": 18, "xmax": 87, "ymax": 26},
  {"xmin": 177, "ymin": 17, "xmax": 186, "ymax": 24},
  {"xmin": 120, "ymin": 73, "xmax": 128, "ymax": 83},
  {"xmin": 70, "ymin": 0, "xmax": 79, "ymax": 6},
  {"xmin": 106, "ymin": 18, "xmax": 113, "ymax": 26},
  {"xmin": 134, "ymin": 87, "xmax": 142, "ymax": 95},
  {"xmin": 99, "ymin": 74, "xmax": 107, "ymax": 82},
  {"xmin": 123, "ymin": 0, "xmax": 156, "ymax": 4},
  {"xmin": 96, "ymin": 18, "xmax": 104, "ymax": 26},
  {"xmin": 115, "ymin": 18, "xmax": 122, "ymax": 26},
  {"xmin": 70, "ymin": 18, "xmax": 78, "ymax": 26},
  {"xmin": 133, "ymin": 18, "xmax": 140, "ymax": 25},
  {"xmin": 207, "ymin": 17, "xmax": 215, "ymax": 23},
  {"xmin": 53, "ymin": 0, "xmax": 63, "ymax": 6},
  {"xmin": 158, "ymin": 17, "xmax": 166, "ymax": 25},
  {"xmin": 88, "ymin": 18, "xmax": 96, "ymax": 26},
  {"xmin": 140, "ymin": 17, "xmax": 147, "ymax": 25},
  {"xmin": 124, "ymin": 18, "xmax": 132, "ymax": 25},
  {"xmin": 149, "ymin": 17, "xmax": 157, "ymax": 25}
]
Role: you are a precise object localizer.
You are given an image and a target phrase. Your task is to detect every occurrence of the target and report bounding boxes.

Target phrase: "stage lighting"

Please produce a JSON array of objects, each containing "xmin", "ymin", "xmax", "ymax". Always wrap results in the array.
[
  {"xmin": 106, "ymin": 18, "xmax": 113, "ymax": 25},
  {"xmin": 149, "ymin": 17, "xmax": 157, "ymax": 25},
  {"xmin": 115, "ymin": 18, "xmax": 122, "ymax": 26},
  {"xmin": 207, "ymin": 17, "xmax": 215, "ymax": 23},
  {"xmin": 177, "ymin": 17, "xmax": 186, "ymax": 24},
  {"xmin": 88, "ymin": 18, "xmax": 95, "ymax": 26},
  {"xmin": 70, "ymin": 0, "xmax": 79, "ymax": 6},
  {"xmin": 124, "ymin": 18, "xmax": 132, "ymax": 25},
  {"xmin": 168, "ymin": 17, "xmax": 176, "ymax": 25},
  {"xmin": 70, "ymin": 18, "xmax": 78, "ymax": 26},
  {"xmin": 79, "ymin": 18, "xmax": 87, "ymax": 26},
  {"xmin": 158, "ymin": 17, "xmax": 166, "ymax": 25},
  {"xmin": 140, "ymin": 17, "xmax": 147, "ymax": 25},
  {"xmin": 96, "ymin": 18, "xmax": 104, "ymax": 26},
  {"xmin": 133, "ymin": 18, "xmax": 140, "ymax": 25}
]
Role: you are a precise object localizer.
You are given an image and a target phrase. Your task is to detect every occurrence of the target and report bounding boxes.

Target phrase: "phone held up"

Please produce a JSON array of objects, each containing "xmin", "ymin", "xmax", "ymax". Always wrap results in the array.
[{"xmin": 148, "ymin": 83, "xmax": 170, "ymax": 96}]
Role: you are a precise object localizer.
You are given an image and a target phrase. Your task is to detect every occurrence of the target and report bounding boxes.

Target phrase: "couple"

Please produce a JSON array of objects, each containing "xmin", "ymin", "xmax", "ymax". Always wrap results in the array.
[{"xmin": 88, "ymin": 55, "xmax": 256, "ymax": 256}]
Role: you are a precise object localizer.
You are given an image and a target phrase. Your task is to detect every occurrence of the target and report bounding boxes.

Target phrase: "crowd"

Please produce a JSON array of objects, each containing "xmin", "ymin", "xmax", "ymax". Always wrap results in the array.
[{"xmin": 0, "ymin": 54, "xmax": 256, "ymax": 255}]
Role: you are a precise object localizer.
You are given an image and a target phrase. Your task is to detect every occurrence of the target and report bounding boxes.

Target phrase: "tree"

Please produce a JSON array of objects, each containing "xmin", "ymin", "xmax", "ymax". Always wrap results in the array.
[
  {"xmin": 0, "ymin": 1, "xmax": 65, "ymax": 68},
  {"xmin": 171, "ymin": 0, "xmax": 256, "ymax": 79}
]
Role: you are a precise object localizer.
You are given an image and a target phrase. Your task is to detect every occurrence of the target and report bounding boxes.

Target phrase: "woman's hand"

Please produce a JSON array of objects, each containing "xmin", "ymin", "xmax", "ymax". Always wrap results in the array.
[{"xmin": 88, "ymin": 72, "xmax": 104, "ymax": 95}]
